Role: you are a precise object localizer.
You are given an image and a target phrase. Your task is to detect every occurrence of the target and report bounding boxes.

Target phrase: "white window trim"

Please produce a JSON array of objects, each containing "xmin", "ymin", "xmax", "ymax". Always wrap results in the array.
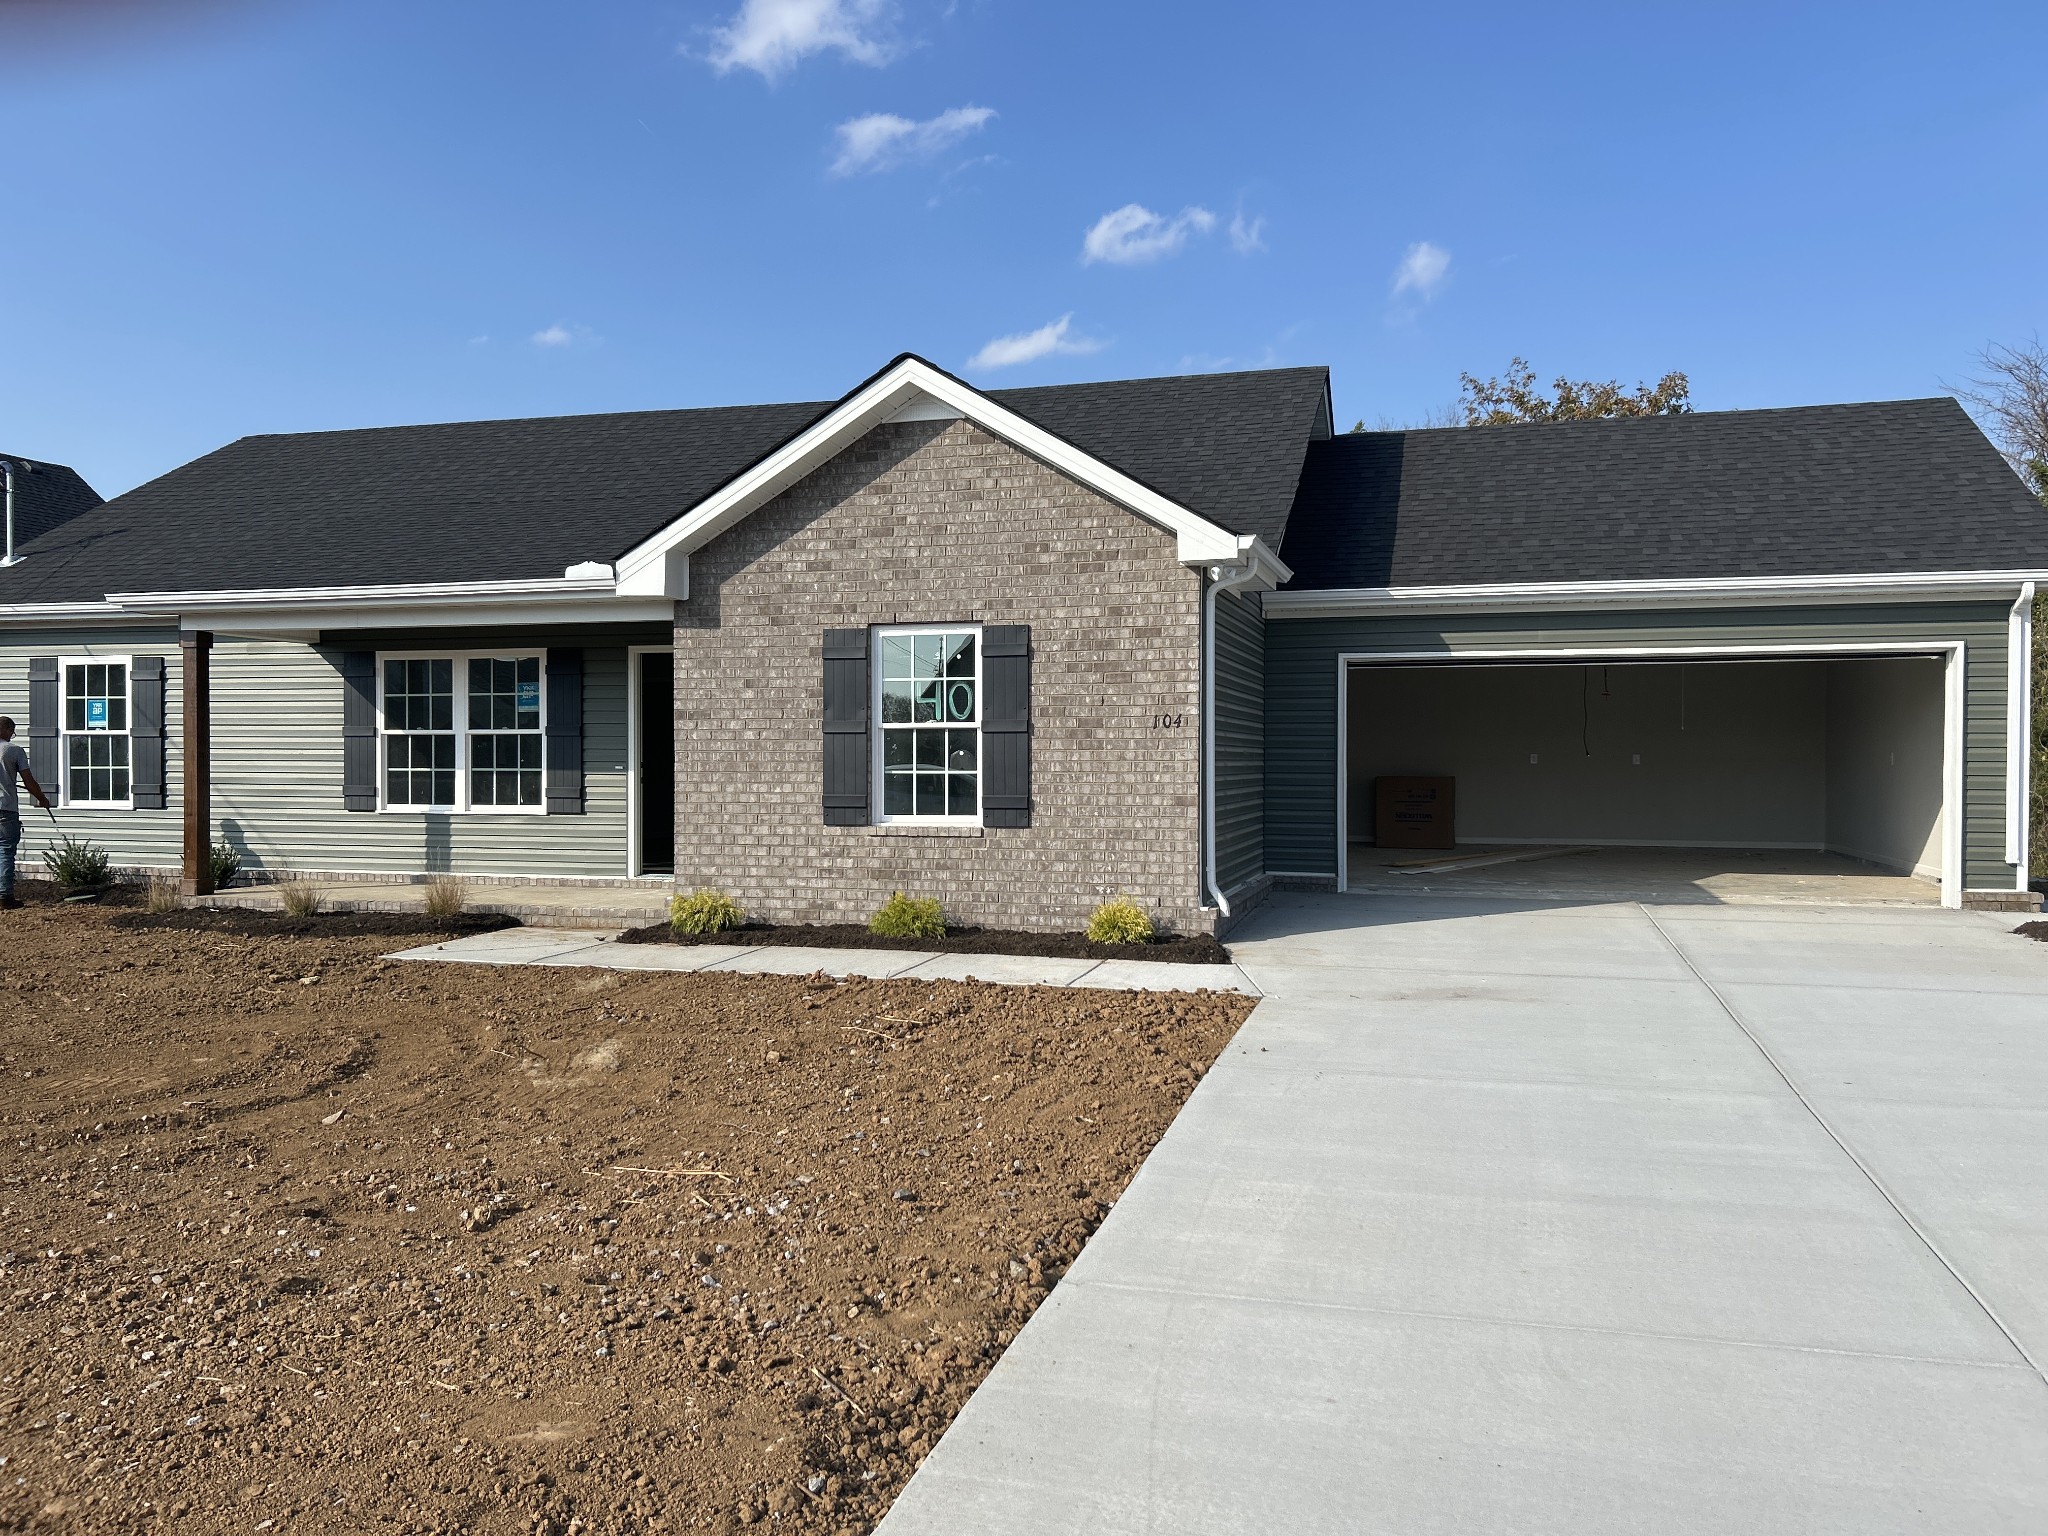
[
  {"xmin": 375, "ymin": 650, "xmax": 548, "ymax": 816},
  {"xmin": 57, "ymin": 653, "xmax": 135, "ymax": 811},
  {"xmin": 872, "ymin": 623, "xmax": 983, "ymax": 827}
]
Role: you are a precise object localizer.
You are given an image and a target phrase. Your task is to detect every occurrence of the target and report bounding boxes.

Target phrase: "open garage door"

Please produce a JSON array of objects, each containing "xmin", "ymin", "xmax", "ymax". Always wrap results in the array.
[{"xmin": 1341, "ymin": 652, "xmax": 1957, "ymax": 906}]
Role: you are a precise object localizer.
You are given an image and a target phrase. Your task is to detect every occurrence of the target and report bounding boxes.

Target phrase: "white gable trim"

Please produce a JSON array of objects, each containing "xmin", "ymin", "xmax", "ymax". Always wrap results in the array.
[{"xmin": 614, "ymin": 356, "xmax": 1250, "ymax": 596}]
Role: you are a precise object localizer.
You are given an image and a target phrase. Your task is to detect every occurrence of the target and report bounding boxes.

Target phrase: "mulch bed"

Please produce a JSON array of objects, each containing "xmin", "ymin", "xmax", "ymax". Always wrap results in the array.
[
  {"xmin": 110, "ymin": 908, "xmax": 520, "ymax": 940},
  {"xmin": 617, "ymin": 919, "xmax": 1233, "ymax": 964},
  {"xmin": 2014, "ymin": 921, "xmax": 2048, "ymax": 942}
]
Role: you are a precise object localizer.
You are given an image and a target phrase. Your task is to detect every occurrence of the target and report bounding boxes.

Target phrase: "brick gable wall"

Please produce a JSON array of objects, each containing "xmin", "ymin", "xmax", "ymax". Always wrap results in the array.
[{"xmin": 672, "ymin": 417, "xmax": 1209, "ymax": 934}]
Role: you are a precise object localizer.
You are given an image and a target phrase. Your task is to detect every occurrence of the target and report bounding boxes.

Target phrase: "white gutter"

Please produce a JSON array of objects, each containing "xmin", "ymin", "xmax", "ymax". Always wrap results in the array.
[
  {"xmin": 1203, "ymin": 537, "xmax": 1292, "ymax": 920},
  {"xmin": 1264, "ymin": 569, "xmax": 2048, "ymax": 617},
  {"xmin": 2010, "ymin": 581, "xmax": 2036, "ymax": 881},
  {"xmin": 0, "ymin": 601, "xmax": 133, "ymax": 624},
  {"xmin": 105, "ymin": 572, "xmax": 618, "ymax": 611}
]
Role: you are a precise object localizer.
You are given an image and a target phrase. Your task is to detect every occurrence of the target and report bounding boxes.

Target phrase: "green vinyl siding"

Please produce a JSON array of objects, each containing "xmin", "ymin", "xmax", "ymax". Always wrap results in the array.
[
  {"xmin": 1264, "ymin": 601, "xmax": 2015, "ymax": 888},
  {"xmin": 1214, "ymin": 588, "xmax": 1265, "ymax": 894},
  {"xmin": 0, "ymin": 626, "xmax": 184, "ymax": 871},
  {"xmin": 210, "ymin": 632, "xmax": 646, "ymax": 879}
]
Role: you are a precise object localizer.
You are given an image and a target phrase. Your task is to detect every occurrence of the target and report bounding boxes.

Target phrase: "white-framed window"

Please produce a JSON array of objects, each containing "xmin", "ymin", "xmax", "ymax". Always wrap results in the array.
[
  {"xmin": 378, "ymin": 652, "xmax": 545, "ymax": 813},
  {"xmin": 60, "ymin": 656, "xmax": 132, "ymax": 809},
  {"xmin": 874, "ymin": 625, "xmax": 980, "ymax": 823}
]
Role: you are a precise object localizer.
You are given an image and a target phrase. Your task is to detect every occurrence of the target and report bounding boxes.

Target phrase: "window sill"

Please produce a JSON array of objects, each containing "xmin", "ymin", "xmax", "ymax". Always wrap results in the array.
[{"xmin": 863, "ymin": 824, "xmax": 984, "ymax": 838}]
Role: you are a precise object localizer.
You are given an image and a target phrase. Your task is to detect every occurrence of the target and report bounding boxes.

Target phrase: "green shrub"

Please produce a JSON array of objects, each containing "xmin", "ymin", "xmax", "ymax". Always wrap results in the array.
[
  {"xmin": 869, "ymin": 891, "xmax": 945, "ymax": 941},
  {"xmin": 41, "ymin": 835, "xmax": 111, "ymax": 891},
  {"xmin": 670, "ymin": 887, "xmax": 745, "ymax": 936},
  {"xmin": 1086, "ymin": 896, "xmax": 1156, "ymax": 946},
  {"xmin": 208, "ymin": 841, "xmax": 243, "ymax": 889}
]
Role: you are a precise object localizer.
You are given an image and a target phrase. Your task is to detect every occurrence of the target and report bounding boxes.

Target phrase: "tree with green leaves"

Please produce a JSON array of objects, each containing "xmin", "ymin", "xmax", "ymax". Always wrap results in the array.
[{"xmin": 1455, "ymin": 357, "xmax": 1692, "ymax": 424}]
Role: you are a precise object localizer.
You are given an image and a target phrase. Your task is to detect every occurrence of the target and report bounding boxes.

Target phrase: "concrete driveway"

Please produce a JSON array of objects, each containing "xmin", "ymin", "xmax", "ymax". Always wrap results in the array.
[{"xmin": 877, "ymin": 893, "xmax": 2048, "ymax": 1534}]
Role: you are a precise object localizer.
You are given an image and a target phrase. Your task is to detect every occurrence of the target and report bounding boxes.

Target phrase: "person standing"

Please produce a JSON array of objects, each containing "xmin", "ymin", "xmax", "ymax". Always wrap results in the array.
[{"xmin": 0, "ymin": 715, "xmax": 52, "ymax": 911}]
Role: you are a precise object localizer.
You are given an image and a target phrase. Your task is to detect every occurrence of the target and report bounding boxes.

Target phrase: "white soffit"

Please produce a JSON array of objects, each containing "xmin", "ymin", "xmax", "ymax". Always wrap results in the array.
[{"xmin": 614, "ymin": 356, "xmax": 1249, "ymax": 580}]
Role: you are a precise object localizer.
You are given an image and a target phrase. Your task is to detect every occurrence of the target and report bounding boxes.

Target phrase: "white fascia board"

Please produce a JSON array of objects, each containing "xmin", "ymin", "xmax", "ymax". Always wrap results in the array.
[
  {"xmin": 175, "ymin": 596, "xmax": 676, "ymax": 635},
  {"xmin": 109, "ymin": 575, "xmax": 619, "ymax": 610},
  {"xmin": 1263, "ymin": 570, "xmax": 2048, "ymax": 617},
  {"xmin": 613, "ymin": 357, "xmax": 1248, "ymax": 578},
  {"xmin": 0, "ymin": 601, "xmax": 138, "ymax": 626}
]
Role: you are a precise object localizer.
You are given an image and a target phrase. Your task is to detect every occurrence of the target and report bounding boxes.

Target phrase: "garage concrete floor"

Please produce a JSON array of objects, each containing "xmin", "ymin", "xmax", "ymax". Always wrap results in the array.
[
  {"xmin": 876, "ymin": 892, "xmax": 2048, "ymax": 1535},
  {"xmin": 1348, "ymin": 841, "xmax": 1941, "ymax": 905}
]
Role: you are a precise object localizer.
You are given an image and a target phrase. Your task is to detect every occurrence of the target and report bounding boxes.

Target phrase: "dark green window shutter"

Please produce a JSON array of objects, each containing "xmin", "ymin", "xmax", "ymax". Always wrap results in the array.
[
  {"xmin": 982, "ymin": 625, "xmax": 1031, "ymax": 828},
  {"xmin": 544, "ymin": 649, "xmax": 585, "ymax": 816},
  {"xmin": 823, "ymin": 628, "xmax": 870, "ymax": 825},
  {"xmin": 27, "ymin": 658, "xmax": 59, "ymax": 793},
  {"xmin": 340, "ymin": 651, "xmax": 378, "ymax": 812},
  {"xmin": 130, "ymin": 656, "xmax": 167, "ymax": 809}
]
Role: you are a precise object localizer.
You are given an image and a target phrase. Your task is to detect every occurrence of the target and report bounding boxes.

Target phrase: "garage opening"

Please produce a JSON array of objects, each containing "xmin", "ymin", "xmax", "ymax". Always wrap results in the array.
[{"xmin": 1343, "ymin": 655, "xmax": 1951, "ymax": 905}]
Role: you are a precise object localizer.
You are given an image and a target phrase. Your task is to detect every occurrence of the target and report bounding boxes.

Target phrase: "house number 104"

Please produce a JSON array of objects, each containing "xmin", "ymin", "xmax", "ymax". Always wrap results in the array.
[{"xmin": 1152, "ymin": 712, "xmax": 1186, "ymax": 729}]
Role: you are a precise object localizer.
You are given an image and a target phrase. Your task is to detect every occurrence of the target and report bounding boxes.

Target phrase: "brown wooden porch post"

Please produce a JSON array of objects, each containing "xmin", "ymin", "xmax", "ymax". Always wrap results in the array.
[{"xmin": 180, "ymin": 630, "xmax": 214, "ymax": 897}]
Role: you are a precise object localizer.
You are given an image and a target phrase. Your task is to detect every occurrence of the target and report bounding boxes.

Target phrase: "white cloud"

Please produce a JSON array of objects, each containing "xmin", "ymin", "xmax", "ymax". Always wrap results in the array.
[
  {"xmin": 1391, "ymin": 240, "xmax": 1452, "ymax": 300},
  {"xmin": 967, "ymin": 314, "xmax": 1104, "ymax": 371},
  {"xmin": 705, "ymin": 0, "xmax": 895, "ymax": 79},
  {"xmin": 1228, "ymin": 212, "xmax": 1266, "ymax": 255},
  {"xmin": 531, "ymin": 323, "xmax": 597, "ymax": 348},
  {"xmin": 830, "ymin": 104, "xmax": 994, "ymax": 175},
  {"xmin": 1080, "ymin": 203, "xmax": 1216, "ymax": 266}
]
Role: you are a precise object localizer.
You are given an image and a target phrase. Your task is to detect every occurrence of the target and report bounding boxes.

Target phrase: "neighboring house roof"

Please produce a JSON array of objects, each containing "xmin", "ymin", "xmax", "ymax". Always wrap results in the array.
[
  {"xmin": 1278, "ymin": 398, "xmax": 2048, "ymax": 591},
  {"xmin": 0, "ymin": 454, "xmax": 102, "ymax": 550},
  {"xmin": 0, "ymin": 364, "xmax": 1331, "ymax": 606}
]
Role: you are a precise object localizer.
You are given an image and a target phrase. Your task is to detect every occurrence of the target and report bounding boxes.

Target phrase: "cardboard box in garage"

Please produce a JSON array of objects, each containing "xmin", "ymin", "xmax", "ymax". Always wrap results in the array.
[{"xmin": 1375, "ymin": 776, "xmax": 1456, "ymax": 849}]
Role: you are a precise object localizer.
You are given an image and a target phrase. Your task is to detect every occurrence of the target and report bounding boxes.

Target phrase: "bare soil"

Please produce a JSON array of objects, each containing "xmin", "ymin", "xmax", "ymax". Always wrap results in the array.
[
  {"xmin": 617, "ymin": 922, "xmax": 1231, "ymax": 965},
  {"xmin": 0, "ymin": 901, "xmax": 1251, "ymax": 1535}
]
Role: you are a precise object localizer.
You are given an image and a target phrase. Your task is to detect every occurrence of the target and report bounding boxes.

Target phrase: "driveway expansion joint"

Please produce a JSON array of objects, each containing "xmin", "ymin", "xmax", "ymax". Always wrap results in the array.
[{"xmin": 1637, "ymin": 902, "xmax": 2048, "ymax": 1387}]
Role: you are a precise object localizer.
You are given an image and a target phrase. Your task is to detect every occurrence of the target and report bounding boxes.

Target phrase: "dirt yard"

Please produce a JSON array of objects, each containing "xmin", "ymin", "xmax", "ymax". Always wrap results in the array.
[{"xmin": 0, "ymin": 895, "xmax": 1252, "ymax": 1534}]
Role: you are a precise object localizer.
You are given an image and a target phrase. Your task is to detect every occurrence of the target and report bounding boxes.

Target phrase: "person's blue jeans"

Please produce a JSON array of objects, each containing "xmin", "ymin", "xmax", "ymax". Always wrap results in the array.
[{"xmin": 0, "ymin": 809, "xmax": 19, "ymax": 901}]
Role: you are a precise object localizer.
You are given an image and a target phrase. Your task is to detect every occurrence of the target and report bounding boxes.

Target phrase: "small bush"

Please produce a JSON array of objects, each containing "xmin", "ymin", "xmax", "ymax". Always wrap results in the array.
[
  {"xmin": 422, "ymin": 875, "xmax": 468, "ymax": 920},
  {"xmin": 41, "ymin": 835, "xmax": 111, "ymax": 891},
  {"xmin": 143, "ymin": 873, "xmax": 183, "ymax": 915},
  {"xmin": 869, "ymin": 891, "xmax": 945, "ymax": 941},
  {"xmin": 670, "ymin": 888, "xmax": 745, "ymax": 936},
  {"xmin": 272, "ymin": 869, "xmax": 326, "ymax": 919},
  {"xmin": 208, "ymin": 841, "xmax": 242, "ymax": 889},
  {"xmin": 1086, "ymin": 896, "xmax": 1156, "ymax": 946}
]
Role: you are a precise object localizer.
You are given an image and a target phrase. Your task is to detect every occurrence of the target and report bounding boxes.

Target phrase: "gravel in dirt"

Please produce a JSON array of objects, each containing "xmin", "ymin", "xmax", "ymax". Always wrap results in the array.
[
  {"xmin": 0, "ymin": 901, "xmax": 1251, "ymax": 1535},
  {"xmin": 617, "ymin": 922, "xmax": 1232, "ymax": 965}
]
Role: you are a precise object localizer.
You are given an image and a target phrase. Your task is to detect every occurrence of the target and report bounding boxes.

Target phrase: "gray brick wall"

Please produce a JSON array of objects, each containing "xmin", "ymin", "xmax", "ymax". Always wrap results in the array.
[{"xmin": 673, "ymin": 417, "xmax": 1209, "ymax": 933}]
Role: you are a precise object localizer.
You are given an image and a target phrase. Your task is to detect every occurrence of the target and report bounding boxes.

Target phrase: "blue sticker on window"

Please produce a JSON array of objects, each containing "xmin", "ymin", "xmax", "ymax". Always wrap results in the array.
[
  {"xmin": 86, "ymin": 698, "xmax": 108, "ymax": 729},
  {"xmin": 517, "ymin": 680, "xmax": 541, "ymax": 711}
]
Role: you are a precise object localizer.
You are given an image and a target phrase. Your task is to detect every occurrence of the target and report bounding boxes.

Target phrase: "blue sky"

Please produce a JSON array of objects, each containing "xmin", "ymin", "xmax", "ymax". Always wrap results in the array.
[{"xmin": 2, "ymin": 0, "xmax": 2043, "ymax": 496}]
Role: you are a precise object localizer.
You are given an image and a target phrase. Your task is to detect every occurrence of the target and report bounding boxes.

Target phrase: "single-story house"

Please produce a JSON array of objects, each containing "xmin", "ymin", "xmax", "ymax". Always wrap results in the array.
[{"xmin": 1, "ymin": 354, "xmax": 2043, "ymax": 924}]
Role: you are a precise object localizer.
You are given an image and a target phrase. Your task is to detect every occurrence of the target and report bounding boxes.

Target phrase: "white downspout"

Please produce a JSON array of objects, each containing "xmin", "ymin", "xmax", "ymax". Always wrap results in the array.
[
  {"xmin": 1203, "ymin": 558, "xmax": 1264, "ymax": 919},
  {"xmin": 2009, "ymin": 581, "xmax": 2036, "ymax": 887}
]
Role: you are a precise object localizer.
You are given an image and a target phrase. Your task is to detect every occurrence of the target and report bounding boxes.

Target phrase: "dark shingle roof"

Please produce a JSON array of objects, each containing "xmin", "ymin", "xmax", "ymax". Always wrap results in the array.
[
  {"xmin": 0, "ymin": 363, "xmax": 1330, "ymax": 606},
  {"xmin": 0, "ymin": 455, "xmax": 102, "ymax": 552},
  {"xmin": 1279, "ymin": 398, "xmax": 2048, "ymax": 590}
]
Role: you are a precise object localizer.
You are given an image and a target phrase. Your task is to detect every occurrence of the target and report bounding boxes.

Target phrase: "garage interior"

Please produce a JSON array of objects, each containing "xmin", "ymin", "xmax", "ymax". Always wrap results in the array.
[{"xmin": 1344, "ymin": 657, "xmax": 1949, "ymax": 905}]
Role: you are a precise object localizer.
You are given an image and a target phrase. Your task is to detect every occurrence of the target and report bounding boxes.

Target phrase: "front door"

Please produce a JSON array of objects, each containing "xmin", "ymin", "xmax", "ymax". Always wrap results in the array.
[{"xmin": 638, "ymin": 651, "xmax": 674, "ymax": 875}]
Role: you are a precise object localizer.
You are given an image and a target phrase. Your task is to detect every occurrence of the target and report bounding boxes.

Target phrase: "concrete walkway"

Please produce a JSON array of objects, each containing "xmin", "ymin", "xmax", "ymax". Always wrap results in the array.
[
  {"xmin": 877, "ymin": 892, "xmax": 2048, "ymax": 1535},
  {"xmin": 387, "ymin": 926, "xmax": 1261, "ymax": 995}
]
